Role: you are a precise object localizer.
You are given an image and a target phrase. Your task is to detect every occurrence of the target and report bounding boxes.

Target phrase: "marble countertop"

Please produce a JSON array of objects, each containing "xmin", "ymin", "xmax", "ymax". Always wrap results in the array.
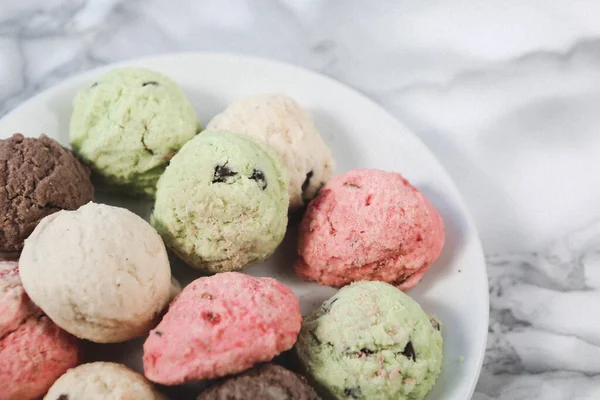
[{"xmin": 2, "ymin": 1, "xmax": 600, "ymax": 399}]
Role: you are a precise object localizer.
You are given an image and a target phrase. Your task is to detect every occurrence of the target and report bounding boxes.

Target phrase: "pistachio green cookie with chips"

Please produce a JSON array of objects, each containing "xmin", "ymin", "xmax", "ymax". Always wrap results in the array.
[
  {"xmin": 295, "ymin": 281, "xmax": 443, "ymax": 400},
  {"xmin": 70, "ymin": 68, "xmax": 200, "ymax": 196},
  {"xmin": 152, "ymin": 130, "xmax": 289, "ymax": 273}
]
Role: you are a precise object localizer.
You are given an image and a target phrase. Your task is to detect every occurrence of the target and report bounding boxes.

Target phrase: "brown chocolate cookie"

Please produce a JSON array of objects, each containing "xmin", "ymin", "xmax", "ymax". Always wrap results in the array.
[
  {"xmin": 197, "ymin": 364, "xmax": 320, "ymax": 400},
  {"xmin": 0, "ymin": 134, "xmax": 93, "ymax": 259}
]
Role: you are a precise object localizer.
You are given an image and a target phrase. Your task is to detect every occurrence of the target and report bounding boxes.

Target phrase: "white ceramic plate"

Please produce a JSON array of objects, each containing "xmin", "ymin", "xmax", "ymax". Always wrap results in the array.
[{"xmin": 0, "ymin": 53, "xmax": 488, "ymax": 399}]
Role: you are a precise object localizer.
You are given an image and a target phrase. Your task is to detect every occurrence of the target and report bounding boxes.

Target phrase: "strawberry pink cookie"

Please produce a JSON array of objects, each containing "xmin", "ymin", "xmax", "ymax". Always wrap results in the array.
[
  {"xmin": 143, "ymin": 272, "xmax": 302, "ymax": 385},
  {"xmin": 295, "ymin": 169, "xmax": 444, "ymax": 290},
  {"xmin": 0, "ymin": 261, "xmax": 79, "ymax": 400}
]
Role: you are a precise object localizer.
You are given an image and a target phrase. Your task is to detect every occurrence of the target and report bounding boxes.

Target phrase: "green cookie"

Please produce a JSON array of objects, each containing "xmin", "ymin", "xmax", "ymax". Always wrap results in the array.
[
  {"xmin": 295, "ymin": 281, "xmax": 443, "ymax": 400},
  {"xmin": 70, "ymin": 68, "xmax": 200, "ymax": 196},
  {"xmin": 152, "ymin": 130, "xmax": 289, "ymax": 272}
]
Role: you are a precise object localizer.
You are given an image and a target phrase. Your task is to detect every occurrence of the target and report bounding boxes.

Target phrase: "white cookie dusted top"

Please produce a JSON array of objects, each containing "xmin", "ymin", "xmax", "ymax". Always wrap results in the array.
[
  {"xmin": 44, "ymin": 362, "xmax": 166, "ymax": 400},
  {"xmin": 19, "ymin": 202, "xmax": 172, "ymax": 343}
]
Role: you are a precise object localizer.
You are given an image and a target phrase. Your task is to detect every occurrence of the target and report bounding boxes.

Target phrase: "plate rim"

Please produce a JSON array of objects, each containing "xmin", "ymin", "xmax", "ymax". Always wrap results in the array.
[{"xmin": 1, "ymin": 51, "xmax": 489, "ymax": 399}]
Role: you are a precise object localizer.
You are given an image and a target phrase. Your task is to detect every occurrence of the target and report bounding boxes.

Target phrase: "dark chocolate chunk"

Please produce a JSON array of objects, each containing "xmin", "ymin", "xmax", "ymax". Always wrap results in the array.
[
  {"xmin": 142, "ymin": 81, "xmax": 159, "ymax": 86},
  {"xmin": 57, "ymin": 395, "xmax": 69, "ymax": 400},
  {"xmin": 359, "ymin": 348, "xmax": 375, "ymax": 355},
  {"xmin": 250, "ymin": 169, "xmax": 267, "ymax": 190},
  {"xmin": 344, "ymin": 387, "xmax": 362, "ymax": 398},
  {"xmin": 430, "ymin": 318, "xmax": 441, "ymax": 331},
  {"xmin": 402, "ymin": 341, "xmax": 416, "ymax": 361},
  {"xmin": 90, "ymin": 82, "xmax": 98, "ymax": 88},
  {"xmin": 202, "ymin": 311, "xmax": 221, "ymax": 324},
  {"xmin": 154, "ymin": 330, "xmax": 163, "ymax": 337},
  {"xmin": 301, "ymin": 170, "xmax": 314, "ymax": 193},
  {"xmin": 321, "ymin": 297, "xmax": 338, "ymax": 312},
  {"xmin": 213, "ymin": 164, "xmax": 237, "ymax": 183},
  {"xmin": 390, "ymin": 274, "xmax": 409, "ymax": 286}
]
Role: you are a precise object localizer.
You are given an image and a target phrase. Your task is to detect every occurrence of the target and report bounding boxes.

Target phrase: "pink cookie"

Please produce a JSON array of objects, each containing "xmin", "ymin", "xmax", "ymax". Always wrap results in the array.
[
  {"xmin": 143, "ymin": 272, "xmax": 302, "ymax": 385},
  {"xmin": 295, "ymin": 169, "xmax": 444, "ymax": 290},
  {"xmin": 0, "ymin": 262, "xmax": 79, "ymax": 400}
]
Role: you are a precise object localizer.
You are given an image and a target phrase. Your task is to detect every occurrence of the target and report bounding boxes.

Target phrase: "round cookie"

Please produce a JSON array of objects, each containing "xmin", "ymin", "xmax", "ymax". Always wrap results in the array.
[
  {"xmin": 143, "ymin": 272, "xmax": 302, "ymax": 385},
  {"xmin": 19, "ymin": 202, "xmax": 172, "ymax": 343},
  {"xmin": 0, "ymin": 134, "xmax": 93, "ymax": 260},
  {"xmin": 0, "ymin": 262, "xmax": 80, "ymax": 400},
  {"xmin": 295, "ymin": 281, "xmax": 443, "ymax": 400},
  {"xmin": 197, "ymin": 364, "xmax": 320, "ymax": 400},
  {"xmin": 295, "ymin": 169, "xmax": 444, "ymax": 290},
  {"xmin": 70, "ymin": 67, "xmax": 200, "ymax": 196},
  {"xmin": 152, "ymin": 130, "xmax": 289, "ymax": 272},
  {"xmin": 207, "ymin": 93, "xmax": 333, "ymax": 210},
  {"xmin": 44, "ymin": 362, "xmax": 165, "ymax": 400}
]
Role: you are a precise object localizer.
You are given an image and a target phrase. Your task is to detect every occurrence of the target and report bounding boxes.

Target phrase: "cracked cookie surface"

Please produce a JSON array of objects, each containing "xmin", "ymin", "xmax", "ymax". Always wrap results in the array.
[
  {"xmin": 70, "ymin": 67, "xmax": 199, "ymax": 196},
  {"xmin": 0, "ymin": 134, "xmax": 93, "ymax": 260}
]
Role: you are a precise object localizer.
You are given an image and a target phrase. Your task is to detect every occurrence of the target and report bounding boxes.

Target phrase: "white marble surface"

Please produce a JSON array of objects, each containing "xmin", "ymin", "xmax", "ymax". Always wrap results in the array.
[{"xmin": 1, "ymin": 1, "xmax": 600, "ymax": 398}]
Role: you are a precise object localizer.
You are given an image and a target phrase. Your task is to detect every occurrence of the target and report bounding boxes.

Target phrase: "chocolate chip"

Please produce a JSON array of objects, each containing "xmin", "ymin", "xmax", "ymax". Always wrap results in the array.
[
  {"xmin": 154, "ymin": 331, "xmax": 163, "ymax": 337},
  {"xmin": 301, "ymin": 170, "xmax": 314, "ymax": 193},
  {"xmin": 200, "ymin": 293, "xmax": 214, "ymax": 300},
  {"xmin": 402, "ymin": 341, "xmax": 416, "ymax": 361},
  {"xmin": 390, "ymin": 275, "xmax": 409, "ymax": 286},
  {"xmin": 250, "ymin": 169, "xmax": 267, "ymax": 190},
  {"xmin": 90, "ymin": 82, "xmax": 98, "ymax": 88},
  {"xmin": 213, "ymin": 164, "xmax": 237, "ymax": 183},
  {"xmin": 360, "ymin": 348, "xmax": 375, "ymax": 355},
  {"xmin": 142, "ymin": 81, "xmax": 159, "ymax": 86},
  {"xmin": 431, "ymin": 318, "xmax": 441, "ymax": 331},
  {"xmin": 344, "ymin": 387, "xmax": 362, "ymax": 398},
  {"xmin": 57, "ymin": 395, "xmax": 69, "ymax": 400},
  {"xmin": 321, "ymin": 297, "xmax": 338, "ymax": 312},
  {"xmin": 202, "ymin": 311, "xmax": 221, "ymax": 324}
]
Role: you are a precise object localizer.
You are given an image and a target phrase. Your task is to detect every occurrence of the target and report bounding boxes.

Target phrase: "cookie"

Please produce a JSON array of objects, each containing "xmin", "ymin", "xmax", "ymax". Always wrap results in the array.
[
  {"xmin": 0, "ymin": 261, "xmax": 79, "ymax": 400},
  {"xmin": 197, "ymin": 364, "xmax": 320, "ymax": 400},
  {"xmin": 19, "ymin": 203, "xmax": 172, "ymax": 343},
  {"xmin": 151, "ymin": 130, "xmax": 289, "ymax": 272},
  {"xmin": 70, "ymin": 67, "xmax": 200, "ymax": 196},
  {"xmin": 295, "ymin": 169, "xmax": 444, "ymax": 290},
  {"xmin": 0, "ymin": 133, "xmax": 93, "ymax": 260},
  {"xmin": 207, "ymin": 94, "xmax": 334, "ymax": 209},
  {"xmin": 295, "ymin": 281, "xmax": 443, "ymax": 400},
  {"xmin": 44, "ymin": 362, "xmax": 165, "ymax": 400},
  {"xmin": 143, "ymin": 272, "xmax": 302, "ymax": 385}
]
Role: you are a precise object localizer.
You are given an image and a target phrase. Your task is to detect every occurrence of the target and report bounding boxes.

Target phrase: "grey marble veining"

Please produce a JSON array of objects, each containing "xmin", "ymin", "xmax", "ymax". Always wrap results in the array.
[{"xmin": 2, "ymin": 1, "xmax": 600, "ymax": 398}]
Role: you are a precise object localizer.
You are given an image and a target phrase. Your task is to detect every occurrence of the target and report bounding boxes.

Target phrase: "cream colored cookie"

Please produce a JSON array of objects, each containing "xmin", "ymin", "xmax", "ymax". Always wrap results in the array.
[
  {"xmin": 207, "ymin": 93, "xmax": 334, "ymax": 209},
  {"xmin": 19, "ymin": 202, "xmax": 172, "ymax": 343},
  {"xmin": 44, "ymin": 362, "xmax": 166, "ymax": 400}
]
